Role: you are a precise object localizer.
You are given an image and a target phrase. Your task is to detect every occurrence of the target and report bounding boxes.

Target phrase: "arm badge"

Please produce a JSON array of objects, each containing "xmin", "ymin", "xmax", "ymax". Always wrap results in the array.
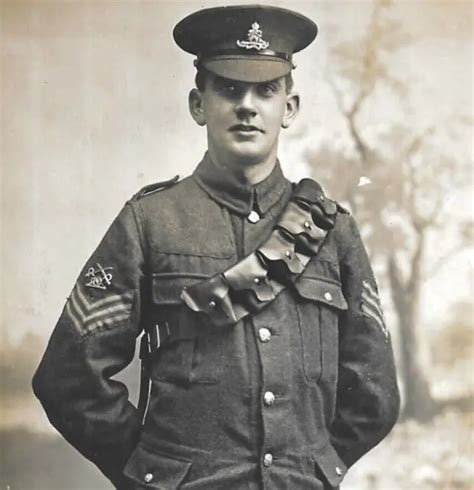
[{"xmin": 85, "ymin": 263, "xmax": 113, "ymax": 290}]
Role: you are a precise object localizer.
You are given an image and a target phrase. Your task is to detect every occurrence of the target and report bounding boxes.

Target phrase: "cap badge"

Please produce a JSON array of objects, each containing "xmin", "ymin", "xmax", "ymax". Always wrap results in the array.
[{"xmin": 236, "ymin": 22, "xmax": 269, "ymax": 51}]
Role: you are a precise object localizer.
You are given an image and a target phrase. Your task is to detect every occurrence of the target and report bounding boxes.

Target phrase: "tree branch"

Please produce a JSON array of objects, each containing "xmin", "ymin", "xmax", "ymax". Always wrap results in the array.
[{"xmin": 423, "ymin": 243, "xmax": 468, "ymax": 280}]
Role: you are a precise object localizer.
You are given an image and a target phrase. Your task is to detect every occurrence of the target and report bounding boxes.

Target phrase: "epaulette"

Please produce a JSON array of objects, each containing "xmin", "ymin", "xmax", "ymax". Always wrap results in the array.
[
  {"xmin": 336, "ymin": 202, "xmax": 350, "ymax": 214},
  {"xmin": 293, "ymin": 178, "xmax": 349, "ymax": 215},
  {"xmin": 132, "ymin": 175, "xmax": 180, "ymax": 200}
]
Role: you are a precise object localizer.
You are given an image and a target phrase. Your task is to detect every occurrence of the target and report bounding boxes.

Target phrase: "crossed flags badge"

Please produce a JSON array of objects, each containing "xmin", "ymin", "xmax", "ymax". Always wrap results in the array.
[
  {"xmin": 66, "ymin": 282, "xmax": 134, "ymax": 336},
  {"xmin": 361, "ymin": 280, "xmax": 389, "ymax": 339}
]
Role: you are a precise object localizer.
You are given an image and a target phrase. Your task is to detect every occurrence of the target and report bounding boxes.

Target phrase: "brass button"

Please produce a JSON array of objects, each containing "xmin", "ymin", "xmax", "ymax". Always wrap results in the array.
[
  {"xmin": 324, "ymin": 292, "xmax": 333, "ymax": 302},
  {"xmin": 264, "ymin": 391, "xmax": 275, "ymax": 406},
  {"xmin": 285, "ymin": 250, "xmax": 292, "ymax": 258},
  {"xmin": 144, "ymin": 473, "xmax": 153, "ymax": 483},
  {"xmin": 208, "ymin": 300, "xmax": 216, "ymax": 308},
  {"xmin": 258, "ymin": 327, "xmax": 271, "ymax": 343},
  {"xmin": 263, "ymin": 453, "xmax": 273, "ymax": 467},
  {"xmin": 254, "ymin": 277, "xmax": 261, "ymax": 285},
  {"xmin": 248, "ymin": 210, "xmax": 260, "ymax": 223},
  {"xmin": 303, "ymin": 221, "xmax": 312, "ymax": 230},
  {"xmin": 320, "ymin": 195, "xmax": 325, "ymax": 202},
  {"xmin": 335, "ymin": 466, "xmax": 343, "ymax": 476}
]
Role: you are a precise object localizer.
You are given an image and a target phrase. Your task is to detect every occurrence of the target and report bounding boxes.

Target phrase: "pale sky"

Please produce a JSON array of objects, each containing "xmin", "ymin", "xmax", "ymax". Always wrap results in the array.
[{"xmin": 1, "ymin": 0, "xmax": 472, "ymax": 345}]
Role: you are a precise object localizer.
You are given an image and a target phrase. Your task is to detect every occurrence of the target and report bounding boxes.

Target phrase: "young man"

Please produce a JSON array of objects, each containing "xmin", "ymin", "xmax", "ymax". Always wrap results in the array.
[{"xmin": 33, "ymin": 5, "xmax": 400, "ymax": 489}]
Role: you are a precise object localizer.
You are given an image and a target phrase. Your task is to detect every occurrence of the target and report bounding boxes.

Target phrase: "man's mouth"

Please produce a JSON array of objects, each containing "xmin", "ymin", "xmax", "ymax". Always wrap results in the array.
[{"xmin": 229, "ymin": 124, "xmax": 263, "ymax": 133}]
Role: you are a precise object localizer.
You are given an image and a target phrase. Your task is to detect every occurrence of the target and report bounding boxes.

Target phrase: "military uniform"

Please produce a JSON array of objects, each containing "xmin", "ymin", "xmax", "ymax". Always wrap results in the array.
[{"xmin": 33, "ymin": 5, "xmax": 399, "ymax": 490}]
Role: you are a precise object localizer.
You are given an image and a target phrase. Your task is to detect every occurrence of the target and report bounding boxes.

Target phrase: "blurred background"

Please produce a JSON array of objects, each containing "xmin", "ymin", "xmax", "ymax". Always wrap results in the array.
[{"xmin": 1, "ymin": 0, "xmax": 472, "ymax": 488}]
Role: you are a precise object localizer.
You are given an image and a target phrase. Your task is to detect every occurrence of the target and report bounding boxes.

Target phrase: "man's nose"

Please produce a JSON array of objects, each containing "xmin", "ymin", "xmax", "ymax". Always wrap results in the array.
[{"xmin": 235, "ymin": 89, "xmax": 257, "ymax": 118}]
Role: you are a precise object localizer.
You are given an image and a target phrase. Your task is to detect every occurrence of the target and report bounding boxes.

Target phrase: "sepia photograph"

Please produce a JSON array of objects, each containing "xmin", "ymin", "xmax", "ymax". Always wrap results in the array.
[{"xmin": 1, "ymin": 1, "xmax": 473, "ymax": 489}]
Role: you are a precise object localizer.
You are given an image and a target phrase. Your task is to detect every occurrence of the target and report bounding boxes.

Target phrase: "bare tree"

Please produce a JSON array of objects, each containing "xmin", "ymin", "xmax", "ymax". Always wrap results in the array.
[{"xmin": 306, "ymin": 0, "xmax": 472, "ymax": 421}]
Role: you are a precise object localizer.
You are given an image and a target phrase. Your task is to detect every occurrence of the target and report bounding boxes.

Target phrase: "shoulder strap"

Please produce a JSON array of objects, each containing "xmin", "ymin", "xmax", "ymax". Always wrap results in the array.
[
  {"xmin": 181, "ymin": 178, "xmax": 338, "ymax": 328},
  {"xmin": 132, "ymin": 175, "xmax": 180, "ymax": 200},
  {"xmin": 336, "ymin": 202, "xmax": 350, "ymax": 214}
]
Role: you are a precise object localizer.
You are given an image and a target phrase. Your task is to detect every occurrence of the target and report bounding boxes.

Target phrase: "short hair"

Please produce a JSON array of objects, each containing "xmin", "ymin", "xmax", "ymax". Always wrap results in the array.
[{"xmin": 195, "ymin": 67, "xmax": 294, "ymax": 94}]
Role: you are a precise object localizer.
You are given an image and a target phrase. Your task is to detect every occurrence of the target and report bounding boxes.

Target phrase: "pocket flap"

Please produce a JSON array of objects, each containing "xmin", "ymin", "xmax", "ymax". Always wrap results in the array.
[
  {"xmin": 294, "ymin": 276, "xmax": 348, "ymax": 310},
  {"xmin": 123, "ymin": 442, "xmax": 192, "ymax": 488},
  {"xmin": 313, "ymin": 444, "xmax": 347, "ymax": 488},
  {"xmin": 151, "ymin": 273, "xmax": 208, "ymax": 305}
]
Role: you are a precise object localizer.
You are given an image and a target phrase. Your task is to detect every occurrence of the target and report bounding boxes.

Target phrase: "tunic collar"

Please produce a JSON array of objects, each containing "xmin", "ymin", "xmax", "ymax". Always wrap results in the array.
[{"xmin": 193, "ymin": 152, "xmax": 290, "ymax": 216}]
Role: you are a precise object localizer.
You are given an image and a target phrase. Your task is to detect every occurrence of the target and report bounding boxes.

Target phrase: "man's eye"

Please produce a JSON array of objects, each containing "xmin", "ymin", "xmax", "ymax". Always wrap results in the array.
[
  {"xmin": 259, "ymin": 83, "xmax": 277, "ymax": 95},
  {"xmin": 220, "ymin": 83, "xmax": 237, "ymax": 95}
]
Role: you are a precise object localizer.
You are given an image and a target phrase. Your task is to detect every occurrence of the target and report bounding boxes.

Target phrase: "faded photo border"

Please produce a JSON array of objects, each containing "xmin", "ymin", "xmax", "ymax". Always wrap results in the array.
[{"xmin": 1, "ymin": 1, "xmax": 473, "ymax": 489}]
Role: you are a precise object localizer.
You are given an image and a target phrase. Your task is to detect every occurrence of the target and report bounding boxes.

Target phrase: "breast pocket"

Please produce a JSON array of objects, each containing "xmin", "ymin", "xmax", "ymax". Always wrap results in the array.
[
  {"xmin": 293, "ymin": 275, "xmax": 348, "ymax": 383},
  {"xmin": 148, "ymin": 273, "xmax": 224, "ymax": 385}
]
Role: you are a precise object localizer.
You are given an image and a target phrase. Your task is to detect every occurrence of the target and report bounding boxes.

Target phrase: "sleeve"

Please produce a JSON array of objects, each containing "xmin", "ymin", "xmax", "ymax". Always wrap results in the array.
[
  {"xmin": 32, "ymin": 200, "xmax": 146, "ymax": 488},
  {"xmin": 330, "ymin": 214, "xmax": 400, "ymax": 468}
]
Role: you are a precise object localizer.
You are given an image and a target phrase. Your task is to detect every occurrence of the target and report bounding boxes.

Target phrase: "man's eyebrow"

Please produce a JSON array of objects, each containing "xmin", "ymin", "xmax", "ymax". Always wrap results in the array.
[
  {"xmin": 212, "ymin": 76, "xmax": 283, "ymax": 86},
  {"xmin": 260, "ymin": 78, "xmax": 283, "ymax": 88},
  {"xmin": 213, "ymin": 75, "xmax": 238, "ymax": 85}
]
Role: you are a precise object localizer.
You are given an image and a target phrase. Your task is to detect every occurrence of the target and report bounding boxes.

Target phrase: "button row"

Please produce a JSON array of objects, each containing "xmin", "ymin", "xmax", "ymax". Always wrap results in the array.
[{"xmin": 259, "ymin": 326, "xmax": 275, "ymax": 470}]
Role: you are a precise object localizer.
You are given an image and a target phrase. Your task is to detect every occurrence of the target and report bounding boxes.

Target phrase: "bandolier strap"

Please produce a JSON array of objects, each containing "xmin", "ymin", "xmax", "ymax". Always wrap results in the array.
[{"xmin": 181, "ymin": 178, "xmax": 338, "ymax": 328}]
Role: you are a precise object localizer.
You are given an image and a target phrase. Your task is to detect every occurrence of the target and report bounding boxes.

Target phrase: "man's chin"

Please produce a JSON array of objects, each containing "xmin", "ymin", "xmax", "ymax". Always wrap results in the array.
[{"xmin": 226, "ymin": 145, "xmax": 270, "ymax": 165}]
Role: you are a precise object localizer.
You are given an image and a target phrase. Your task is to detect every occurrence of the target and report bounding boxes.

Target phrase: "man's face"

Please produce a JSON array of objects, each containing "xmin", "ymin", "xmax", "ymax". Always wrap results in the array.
[{"xmin": 190, "ymin": 73, "xmax": 299, "ymax": 166}]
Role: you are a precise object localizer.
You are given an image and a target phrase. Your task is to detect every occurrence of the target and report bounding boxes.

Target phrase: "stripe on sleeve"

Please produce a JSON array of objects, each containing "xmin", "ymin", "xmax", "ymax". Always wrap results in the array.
[
  {"xmin": 361, "ymin": 280, "xmax": 389, "ymax": 338},
  {"xmin": 66, "ymin": 283, "xmax": 134, "ymax": 336},
  {"xmin": 361, "ymin": 290, "xmax": 384, "ymax": 320},
  {"xmin": 362, "ymin": 280, "xmax": 379, "ymax": 301}
]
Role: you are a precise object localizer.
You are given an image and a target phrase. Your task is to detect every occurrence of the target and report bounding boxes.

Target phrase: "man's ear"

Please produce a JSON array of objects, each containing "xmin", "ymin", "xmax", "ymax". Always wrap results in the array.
[
  {"xmin": 189, "ymin": 89, "xmax": 206, "ymax": 127},
  {"xmin": 281, "ymin": 92, "xmax": 300, "ymax": 129}
]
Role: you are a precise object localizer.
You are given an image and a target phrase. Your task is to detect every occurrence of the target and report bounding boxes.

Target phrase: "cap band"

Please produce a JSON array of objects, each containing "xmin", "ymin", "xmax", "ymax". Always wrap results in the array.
[{"xmin": 199, "ymin": 48, "xmax": 293, "ymax": 63}]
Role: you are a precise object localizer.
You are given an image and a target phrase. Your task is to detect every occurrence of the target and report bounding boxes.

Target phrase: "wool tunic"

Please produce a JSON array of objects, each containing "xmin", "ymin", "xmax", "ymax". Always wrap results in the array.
[{"xmin": 33, "ymin": 154, "xmax": 400, "ymax": 489}]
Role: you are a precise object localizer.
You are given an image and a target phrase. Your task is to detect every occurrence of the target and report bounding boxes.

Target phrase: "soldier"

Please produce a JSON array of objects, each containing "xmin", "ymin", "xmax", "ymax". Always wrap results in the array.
[{"xmin": 33, "ymin": 5, "xmax": 400, "ymax": 490}]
